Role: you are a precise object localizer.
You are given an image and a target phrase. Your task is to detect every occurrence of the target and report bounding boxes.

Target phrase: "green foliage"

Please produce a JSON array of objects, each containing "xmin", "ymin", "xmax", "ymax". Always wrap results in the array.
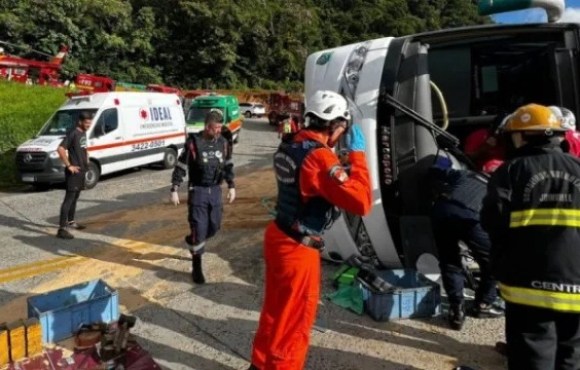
[
  {"xmin": 0, "ymin": 81, "xmax": 66, "ymax": 187},
  {"xmin": 0, "ymin": 0, "xmax": 490, "ymax": 89},
  {"xmin": 0, "ymin": 0, "xmax": 490, "ymax": 187}
]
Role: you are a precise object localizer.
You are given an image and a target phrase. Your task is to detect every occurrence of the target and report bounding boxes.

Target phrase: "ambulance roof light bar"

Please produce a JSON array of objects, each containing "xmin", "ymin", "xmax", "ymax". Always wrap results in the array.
[{"xmin": 66, "ymin": 90, "xmax": 93, "ymax": 101}]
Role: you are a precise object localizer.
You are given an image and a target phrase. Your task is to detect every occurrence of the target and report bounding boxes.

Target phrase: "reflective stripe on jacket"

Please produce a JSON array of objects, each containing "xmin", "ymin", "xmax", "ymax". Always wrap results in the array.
[
  {"xmin": 499, "ymin": 282, "xmax": 580, "ymax": 313},
  {"xmin": 510, "ymin": 208, "xmax": 580, "ymax": 228},
  {"xmin": 481, "ymin": 144, "xmax": 580, "ymax": 312}
]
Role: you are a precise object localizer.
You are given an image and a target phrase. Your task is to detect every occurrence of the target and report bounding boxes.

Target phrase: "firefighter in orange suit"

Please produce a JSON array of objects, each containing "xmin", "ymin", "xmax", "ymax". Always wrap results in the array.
[
  {"xmin": 481, "ymin": 104, "xmax": 580, "ymax": 370},
  {"xmin": 248, "ymin": 91, "xmax": 372, "ymax": 370}
]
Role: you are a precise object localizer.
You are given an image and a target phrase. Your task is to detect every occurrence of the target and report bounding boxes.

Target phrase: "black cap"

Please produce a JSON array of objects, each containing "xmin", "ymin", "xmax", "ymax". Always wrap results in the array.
[{"xmin": 79, "ymin": 111, "xmax": 93, "ymax": 121}]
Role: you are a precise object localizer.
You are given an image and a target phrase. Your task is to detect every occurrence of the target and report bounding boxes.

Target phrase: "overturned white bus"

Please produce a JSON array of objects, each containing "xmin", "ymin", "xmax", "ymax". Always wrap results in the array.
[{"xmin": 304, "ymin": 0, "xmax": 573, "ymax": 274}]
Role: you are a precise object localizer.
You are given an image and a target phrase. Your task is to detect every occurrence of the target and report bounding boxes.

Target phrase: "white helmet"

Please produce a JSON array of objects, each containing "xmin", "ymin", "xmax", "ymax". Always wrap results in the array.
[
  {"xmin": 551, "ymin": 106, "xmax": 576, "ymax": 131},
  {"xmin": 304, "ymin": 90, "xmax": 350, "ymax": 126}
]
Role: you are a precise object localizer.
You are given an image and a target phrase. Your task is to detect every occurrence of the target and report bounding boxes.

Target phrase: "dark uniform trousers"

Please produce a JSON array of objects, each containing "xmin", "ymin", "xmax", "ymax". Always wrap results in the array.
[
  {"xmin": 506, "ymin": 302, "xmax": 580, "ymax": 370},
  {"xmin": 431, "ymin": 200, "xmax": 496, "ymax": 306},
  {"xmin": 59, "ymin": 171, "xmax": 85, "ymax": 228},
  {"xmin": 187, "ymin": 185, "xmax": 223, "ymax": 254}
]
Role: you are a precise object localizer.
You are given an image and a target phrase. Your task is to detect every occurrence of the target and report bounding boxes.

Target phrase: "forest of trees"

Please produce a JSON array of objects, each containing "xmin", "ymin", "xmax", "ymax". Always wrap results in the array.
[{"xmin": 0, "ymin": 0, "xmax": 490, "ymax": 90}]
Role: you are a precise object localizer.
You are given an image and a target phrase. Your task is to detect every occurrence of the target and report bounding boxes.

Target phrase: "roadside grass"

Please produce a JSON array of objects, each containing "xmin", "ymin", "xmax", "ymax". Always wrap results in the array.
[{"xmin": 0, "ymin": 81, "xmax": 66, "ymax": 188}]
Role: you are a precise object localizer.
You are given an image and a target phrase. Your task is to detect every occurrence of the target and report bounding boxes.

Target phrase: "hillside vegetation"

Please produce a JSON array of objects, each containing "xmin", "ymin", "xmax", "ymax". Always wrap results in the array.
[
  {"xmin": 0, "ymin": 81, "xmax": 66, "ymax": 187},
  {"xmin": 0, "ymin": 0, "xmax": 489, "ymax": 90}
]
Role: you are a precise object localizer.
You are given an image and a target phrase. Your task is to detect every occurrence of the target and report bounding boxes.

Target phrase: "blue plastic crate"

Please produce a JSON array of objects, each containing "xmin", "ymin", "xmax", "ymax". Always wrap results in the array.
[
  {"xmin": 27, "ymin": 279, "xmax": 119, "ymax": 344},
  {"xmin": 360, "ymin": 268, "xmax": 441, "ymax": 321}
]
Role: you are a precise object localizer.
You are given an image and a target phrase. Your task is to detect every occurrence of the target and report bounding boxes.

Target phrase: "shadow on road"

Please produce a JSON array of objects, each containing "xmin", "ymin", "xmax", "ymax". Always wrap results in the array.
[{"xmin": 0, "ymin": 132, "xmax": 505, "ymax": 369}]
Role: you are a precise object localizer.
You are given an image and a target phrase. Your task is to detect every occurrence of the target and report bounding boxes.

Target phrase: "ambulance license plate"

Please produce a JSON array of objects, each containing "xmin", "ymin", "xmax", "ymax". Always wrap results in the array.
[{"xmin": 22, "ymin": 175, "xmax": 35, "ymax": 182}]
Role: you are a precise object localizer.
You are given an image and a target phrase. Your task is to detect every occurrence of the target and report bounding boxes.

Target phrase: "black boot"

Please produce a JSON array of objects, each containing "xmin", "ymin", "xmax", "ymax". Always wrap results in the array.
[
  {"xmin": 192, "ymin": 254, "xmax": 206, "ymax": 284},
  {"xmin": 448, "ymin": 302, "xmax": 465, "ymax": 331}
]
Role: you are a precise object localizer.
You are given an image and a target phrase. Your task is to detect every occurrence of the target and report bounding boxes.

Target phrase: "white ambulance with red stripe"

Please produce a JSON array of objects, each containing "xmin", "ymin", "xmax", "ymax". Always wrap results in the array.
[{"xmin": 16, "ymin": 92, "xmax": 186, "ymax": 189}]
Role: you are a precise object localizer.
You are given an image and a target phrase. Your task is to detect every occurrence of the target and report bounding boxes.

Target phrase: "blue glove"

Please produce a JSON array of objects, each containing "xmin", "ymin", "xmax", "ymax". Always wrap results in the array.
[
  {"xmin": 346, "ymin": 124, "xmax": 366, "ymax": 152},
  {"xmin": 433, "ymin": 155, "xmax": 452, "ymax": 170}
]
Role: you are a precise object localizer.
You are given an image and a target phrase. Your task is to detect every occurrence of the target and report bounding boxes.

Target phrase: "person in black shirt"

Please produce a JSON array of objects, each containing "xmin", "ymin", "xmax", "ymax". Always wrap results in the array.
[{"xmin": 56, "ymin": 111, "xmax": 92, "ymax": 239}]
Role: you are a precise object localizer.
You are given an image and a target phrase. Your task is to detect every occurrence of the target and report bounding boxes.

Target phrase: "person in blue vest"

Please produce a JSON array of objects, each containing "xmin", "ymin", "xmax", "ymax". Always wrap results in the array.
[
  {"xmin": 428, "ymin": 155, "xmax": 503, "ymax": 331},
  {"xmin": 169, "ymin": 109, "xmax": 236, "ymax": 284}
]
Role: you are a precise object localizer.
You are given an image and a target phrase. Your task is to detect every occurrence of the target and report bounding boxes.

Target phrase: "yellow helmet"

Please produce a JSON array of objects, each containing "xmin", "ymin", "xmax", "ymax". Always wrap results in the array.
[{"xmin": 503, "ymin": 103, "xmax": 566, "ymax": 133}]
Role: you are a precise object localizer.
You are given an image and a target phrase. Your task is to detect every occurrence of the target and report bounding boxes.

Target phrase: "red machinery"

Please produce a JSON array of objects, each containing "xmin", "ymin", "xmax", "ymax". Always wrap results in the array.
[
  {"xmin": 0, "ymin": 44, "xmax": 68, "ymax": 86},
  {"xmin": 182, "ymin": 89, "xmax": 211, "ymax": 110},
  {"xmin": 146, "ymin": 84, "xmax": 182, "ymax": 95},
  {"xmin": 267, "ymin": 91, "xmax": 304, "ymax": 127},
  {"xmin": 74, "ymin": 73, "xmax": 116, "ymax": 92}
]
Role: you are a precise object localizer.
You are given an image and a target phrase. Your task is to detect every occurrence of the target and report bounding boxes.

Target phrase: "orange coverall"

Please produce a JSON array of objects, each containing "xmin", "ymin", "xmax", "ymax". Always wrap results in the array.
[{"xmin": 251, "ymin": 130, "xmax": 372, "ymax": 370}]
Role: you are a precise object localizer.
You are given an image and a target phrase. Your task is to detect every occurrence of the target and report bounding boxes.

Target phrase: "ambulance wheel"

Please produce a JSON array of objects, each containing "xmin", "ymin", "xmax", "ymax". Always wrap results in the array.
[
  {"xmin": 162, "ymin": 148, "xmax": 177, "ymax": 169},
  {"xmin": 84, "ymin": 162, "xmax": 100, "ymax": 190},
  {"xmin": 244, "ymin": 111, "xmax": 252, "ymax": 118}
]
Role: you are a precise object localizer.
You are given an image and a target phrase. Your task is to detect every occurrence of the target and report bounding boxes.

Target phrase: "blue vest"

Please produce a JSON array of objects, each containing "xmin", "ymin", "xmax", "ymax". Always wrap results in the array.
[
  {"xmin": 430, "ymin": 167, "xmax": 488, "ymax": 219},
  {"xmin": 188, "ymin": 133, "xmax": 227, "ymax": 187},
  {"xmin": 274, "ymin": 138, "xmax": 336, "ymax": 236}
]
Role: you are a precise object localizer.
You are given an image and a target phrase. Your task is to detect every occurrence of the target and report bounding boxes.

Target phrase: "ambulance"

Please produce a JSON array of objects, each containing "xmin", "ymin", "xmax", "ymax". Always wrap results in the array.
[
  {"xmin": 15, "ymin": 92, "xmax": 186, "ymax": 189},
  {"xmin": 185, "ymin": 94, "xmax": 243, "ymax": 143},
  {"xmin": 304, "ymin": 0, "xmax": 572, "ymax": 272}
]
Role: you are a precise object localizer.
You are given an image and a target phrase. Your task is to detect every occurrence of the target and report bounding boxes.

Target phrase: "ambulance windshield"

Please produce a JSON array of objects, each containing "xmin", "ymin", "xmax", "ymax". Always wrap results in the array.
[
  {"xmin": 186, "ymin": 107, "xmax": 223, "ymax": 123},
  {"xmin": 38, "ymin": 109, "xmax": 98, "ymax": 136}
]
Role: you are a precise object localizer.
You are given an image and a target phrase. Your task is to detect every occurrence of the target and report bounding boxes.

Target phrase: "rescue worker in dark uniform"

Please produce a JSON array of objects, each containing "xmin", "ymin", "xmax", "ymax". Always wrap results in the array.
[
  {"xmin": 428, "ymin": 156, "xmax": 501, "ymax": 330},
  {"xmin": 170, "ymin": 109, "xmax": 235, "ymax": 284},
  {"xmin": 248, "ymin": 90, "xmax": 372, "ymax": 370},
  {"xmin": 56, "ymin": 111, "xmax": 92, "ymax": 239},
  {"xmin": 221, "ymin": 124, "xmax": 234, "ymax": 150},
  {"xmin": 481, "ymin": 103, "xmax": 580, "ymax": 370}
]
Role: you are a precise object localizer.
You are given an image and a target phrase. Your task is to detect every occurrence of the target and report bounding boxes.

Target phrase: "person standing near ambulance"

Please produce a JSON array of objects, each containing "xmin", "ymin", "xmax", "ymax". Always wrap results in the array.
[
  {"xmin": 248, "ymin": 91, "xmax": 372, "ymax": 370},
  {"xmin": 169, "ymin": 109, "xmax": 235, "ymax": 284},
  {"xmin": 481, "ymin": 103, "xmax": 580, "ymax": 370},
  {"xmin": 56, "ymin": 111, "xmax": 92, "ymax": 239}
]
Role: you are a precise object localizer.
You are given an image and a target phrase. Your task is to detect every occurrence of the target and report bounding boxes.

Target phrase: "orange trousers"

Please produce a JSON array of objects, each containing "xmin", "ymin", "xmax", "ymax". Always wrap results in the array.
[{"xmin": 251, "ymin": 222, "xmax": 321, "ymax": 370}]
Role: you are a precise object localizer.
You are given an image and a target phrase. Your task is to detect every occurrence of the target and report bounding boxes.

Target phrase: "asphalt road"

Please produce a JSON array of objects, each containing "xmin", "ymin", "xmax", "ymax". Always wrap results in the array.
[
  {"xmin": 0, "ymin": 117, "xmax": 506, "ymax": 370},
  {"xmin": 0, "ymin": 117, "xmax": 278, "ymax": 300}
]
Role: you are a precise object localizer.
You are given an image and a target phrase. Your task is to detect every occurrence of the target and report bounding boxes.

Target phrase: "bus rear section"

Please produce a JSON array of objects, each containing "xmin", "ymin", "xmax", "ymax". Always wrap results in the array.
[{"xmin": 304, "ymin": 23, "xmax": 580, "ymax": 273}]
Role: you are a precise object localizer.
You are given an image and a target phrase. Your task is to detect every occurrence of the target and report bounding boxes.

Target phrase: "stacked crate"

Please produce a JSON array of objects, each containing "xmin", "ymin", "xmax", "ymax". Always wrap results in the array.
[
  {"xmin": 6, "ymin": 321, "xmax": 26, "ymax": 362},
  {"xmin": 24, "ymin": 318, "xmax": 42, "ymax": 357},
  {"xmin": 0, "ymin": 323, "xmax": 9, "ymax": 366}
]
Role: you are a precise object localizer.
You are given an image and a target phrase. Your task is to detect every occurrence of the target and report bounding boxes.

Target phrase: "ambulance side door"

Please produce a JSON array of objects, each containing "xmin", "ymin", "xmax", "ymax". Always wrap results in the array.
[{"xmin": 89, "ymin": 107, "xmax": 124, "ymax": 174}]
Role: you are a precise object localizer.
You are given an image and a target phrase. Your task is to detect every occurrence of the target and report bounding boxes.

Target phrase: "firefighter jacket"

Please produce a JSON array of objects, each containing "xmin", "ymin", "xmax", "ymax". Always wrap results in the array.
[
  {"xmin": 171, "ymin": 132, "xmax": 234, "ymax": 189},
  {"xmin": 428, "ymin": 166, "xmax": 488, "ymax": 220},
  {"xmin": 481, "ymin": 144, "xmax": 580, "ymax": 313},
  {"xmin": 273, "ymin": 130, "xmax": 372, "ymax": 239}
]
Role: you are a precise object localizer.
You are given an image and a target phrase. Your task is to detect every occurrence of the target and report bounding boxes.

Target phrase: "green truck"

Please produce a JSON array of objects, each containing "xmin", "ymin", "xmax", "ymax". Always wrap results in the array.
[{"xmin": 185, "ymin": 94, "xmax": 242, "ymax": 142}]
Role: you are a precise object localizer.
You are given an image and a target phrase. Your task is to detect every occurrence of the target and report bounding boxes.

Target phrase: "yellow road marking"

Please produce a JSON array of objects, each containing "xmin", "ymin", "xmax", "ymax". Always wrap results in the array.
[
  {"xmin": 0, "ymin": 241, "xmax": 158, "ymax": 285},
  {"xmin": 0, "ymin": 256, "xmax": 84, "ymax": 284}
]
